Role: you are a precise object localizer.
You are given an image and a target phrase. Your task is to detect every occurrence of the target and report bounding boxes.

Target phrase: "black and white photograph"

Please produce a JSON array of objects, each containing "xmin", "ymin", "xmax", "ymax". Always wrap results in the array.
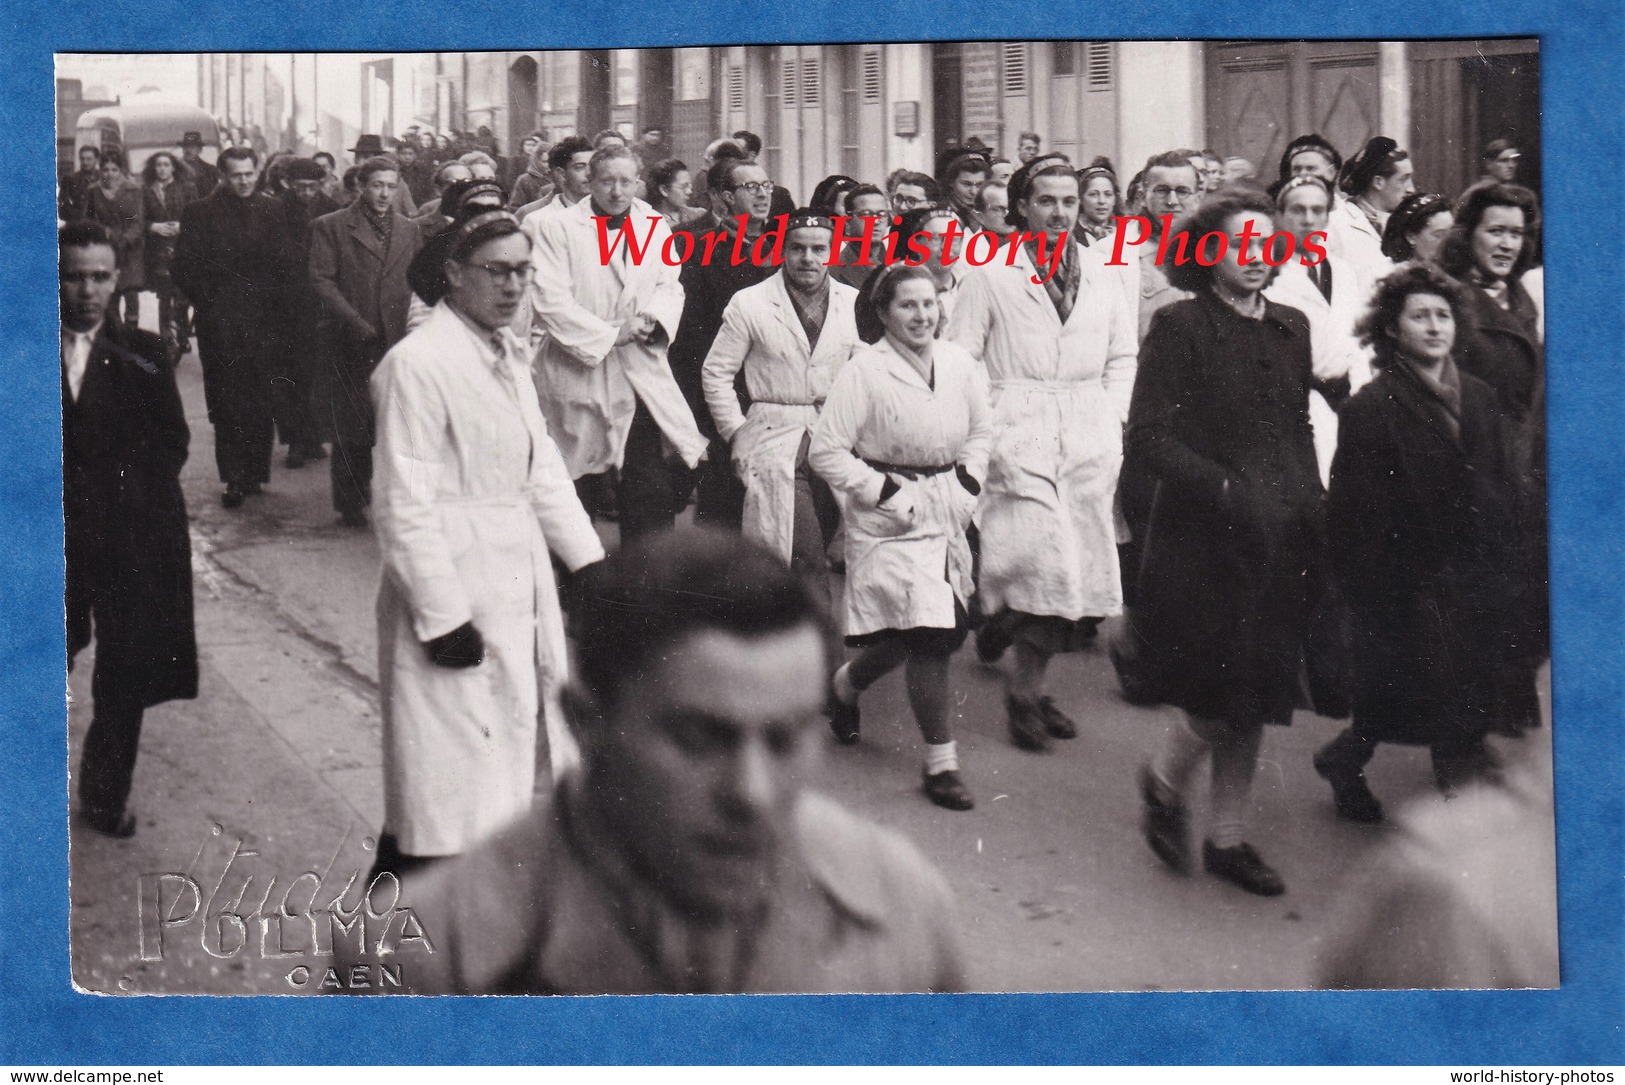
[{"xmin": 57, "ymin": 39, "xmax": 1554, "ymax": 996}]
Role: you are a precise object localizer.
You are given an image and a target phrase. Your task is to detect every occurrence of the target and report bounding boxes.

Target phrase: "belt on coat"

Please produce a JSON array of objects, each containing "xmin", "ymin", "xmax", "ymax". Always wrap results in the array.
[
  {"xmin": 862, "ymin": 458, "xmax": 955, "ymax": 480},
  {"xmin": 752, "ymin": 397, "xmax": 827, "ymax": 409},
  {"xmin": 990, "ymin": 378, "xmax": 1094, "ymax": 393}
]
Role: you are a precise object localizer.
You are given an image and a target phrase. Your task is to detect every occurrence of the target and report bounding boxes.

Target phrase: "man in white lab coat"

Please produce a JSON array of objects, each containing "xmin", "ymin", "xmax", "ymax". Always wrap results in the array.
[
  {"xmin": 530, "ymin": 145, "xmax": 710, "ymax": 542},
  {"xmin": 702, "ymin": 210, "xmax": 861, "ymax": 619},
  {"xmin": 950, "ymin": 154, "xmax": 1138, "ymax": 752}
]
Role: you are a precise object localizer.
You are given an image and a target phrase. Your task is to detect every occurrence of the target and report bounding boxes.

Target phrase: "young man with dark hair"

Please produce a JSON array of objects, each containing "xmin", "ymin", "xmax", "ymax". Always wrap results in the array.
[
  {"xmin": 730, "ymin": 129, "xmax": 795, "ymax": 217},
  {"xmin": 62, "ymin": 221, "xmax": 197, "ymax": 838},
  {"xmin": 340, "ymin": 527, "xmax": 964, "ymax": 994}
]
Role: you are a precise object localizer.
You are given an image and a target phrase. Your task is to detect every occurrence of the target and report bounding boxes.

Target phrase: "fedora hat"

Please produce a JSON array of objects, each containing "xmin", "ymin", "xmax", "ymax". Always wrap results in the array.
[{"xmin": 350, "ymin": 134, "xmax": 386, "ymax": 157}]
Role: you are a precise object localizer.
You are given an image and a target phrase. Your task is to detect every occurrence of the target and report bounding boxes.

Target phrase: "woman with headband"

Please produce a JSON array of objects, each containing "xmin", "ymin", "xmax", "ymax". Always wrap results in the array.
[
  {"xmin": 369, "ymin": 208, "xmax": 605, "ymax": 875},
  {"xmin": 1382, "ymin": 192, "xmax": 1454, "ymax": 268},
  {"xmin": 811, "ymin": 263, "xmax": 992, "ymax": 811},
  {"xmin": 1328, "ymin": 136, "xmax": 1415, "ymax": 291},
  {"xmin": 1075, "ymin": 161, "xmax": 1120, "ymax": 245}
]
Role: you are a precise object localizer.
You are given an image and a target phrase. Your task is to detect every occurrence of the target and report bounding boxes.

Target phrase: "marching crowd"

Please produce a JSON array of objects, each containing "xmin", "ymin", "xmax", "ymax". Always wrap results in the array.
[{"xmin": 61, "ymin": 116, "xmax": 1548, "ymax": 990}]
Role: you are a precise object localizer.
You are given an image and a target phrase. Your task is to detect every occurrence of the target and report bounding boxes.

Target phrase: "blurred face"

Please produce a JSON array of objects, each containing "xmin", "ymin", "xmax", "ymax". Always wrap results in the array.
[
  {"xmin": 976, "ymin": 187, "xmax": 1010, "ymax": 237},
  {"xmin": 521, "ymin": 135, "xmax": 540, "ymax": 156},
  {"xmin": 1409, "ymin": 209, "xmax": 1453, "ymax": 265},
  {"xmin": 660, "ymin": 169, "xmax": 692, "ymax": 210},
  {"xmin": 891, "ymin": 183, "xmax": 928, "ymax": 213},
  {"xmin": 397, "ymin": 145, "xmax": 417, "ymax": 165},
  {"xmin": 948, "ymin": 168, "xmax": 987, "ymax": 213},
  {"xmin": 1019, "ymin": 173, "xmax": 1081, "ymax": 242},
  {"xmin": 1487, "ymin": 148, "xmax": 1520, "ymax": 182},
  {"xmin": 882, "ymin": 277, "xmax": 940, "ymax": 351},
  {"xmin": 783, "ymin": 227, "xmax": 832, "ymax": 292},
  {"xmin": 1369, "ymin": 158, "xmax": 1416, "ymax": 213},
  {"xmin": 1278, "ymin": 184, "xmax": 1330, "ymax": 243},
  {"xmin": 584, "ymin": 625, "xmax": 825, "ymax": 921},
  {"xmin": 918, "ymin": 212, "xmax": 957, "ymax": 264},
  {"xmin": 360, "ymin": 169, "xmax": 398, "ymax": 215},
  {"xmin": 1290, "ymin": 149, "xmax": 1337, "ymax": 187},
  {"xmin": 555, "ymin": 150, "xmax": 592, "ymax": 200},
  {"xmin": 1471, "ymin": 204, "xmax": 1526, "ymax": 281},
  {"xmin": 290, "ymin": 179, "xmax": 321, "ymax": 203},
  {"xmin": 444, "ymin": 232, "xmax": 530, "ymax": 331},
  {"xmin": 589, "ymin": 154, "xmax": 639, "ymax": 216},
  {"xmin": 849, "ymin": 192, "xmax": 888, "ymax": 222},
  {"xmin": 1082, "ymin": 176, "xmax": 1116, "ymax": 225},
  {"xmin": 1222, "ymin": 158, "xmax": 1255, "ymax": 184},
  {"xmin": 989, "ymin": 161, "xmax": 1014, "ymax": 185},
  {"xmin": 1211, "ymin": 210, "xmax": 1274, "ymax": 298},
  {"xmin": 314, "ymin": 154, "xmax": 335, "ymax": 173},
  {"xmin": 468, "ymin": 161, "xmax": 498, "ymax": 181},
  {"xmin": 1145, "ymin": 164, "xmax": 1198, "ymax": 220},
  {"xmin": 436, "ymin": 163, "xmax": 472, "ymax": 195},
  {"xmin": 78, "ymin": 148, "xmax": 99, "ymax": 172},
  {"xmin": 1391, "ymin": 292, "xmax": 1456, "ymax": 364},
  {"xmin": 98, "ymin": 159, "xmax": 123, "ymax": 185},
  {"xmin": 1189, "ymin": 156, "xmax": 1213, "ymax": 193},
  {"xmin": 154, "ymin": 156, "xmax": 175, "ymax": 183},
  {"xmin": 60, "ymin": 244, "xmax": 118, "ymax": 331},
  {"xmin": 723, "ymin": 163, "xmax": 773, "ymax": 223},
  {"xmin": 641, "ymin": 130, "xmax": 664, "ymax": 147},
  {"xmin": 1017, "ymin": 138, "xmax": 1040, "ymax": 164},
  {"xmin": 222, "ymin": 156, "xmax": 259, "ymax": 198}
]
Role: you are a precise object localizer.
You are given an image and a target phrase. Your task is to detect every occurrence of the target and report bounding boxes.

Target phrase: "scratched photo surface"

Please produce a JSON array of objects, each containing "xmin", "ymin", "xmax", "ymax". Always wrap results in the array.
[{"xmin": 61, "ymin": 42, "xmax": 1554, "ymax": 994}]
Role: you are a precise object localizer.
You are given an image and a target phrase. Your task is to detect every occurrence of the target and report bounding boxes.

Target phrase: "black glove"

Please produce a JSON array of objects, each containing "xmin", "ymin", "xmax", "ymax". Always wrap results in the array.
[
  {"xmin": 425, "ymin": 621, "xmax": 485, "ymax": 668},
  {"xmin": 955, "ymin": 464, "xmax": 982, "ymax": 497}
]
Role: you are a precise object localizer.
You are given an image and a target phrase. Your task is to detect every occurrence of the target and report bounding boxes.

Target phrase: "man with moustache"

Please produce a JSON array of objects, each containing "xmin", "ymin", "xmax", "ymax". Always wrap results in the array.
[
  {"xmin": 531, "ymin": 145, "xmax": 709, "ymax": 542},
  {"xmin": 172, "ymin": 146, "xmax": 285, "ymax": 508},
  {"xmin": 61, "ymin": 222, "xmax": 197, "ymax": 838},
  {"xmin": 269, "ymin": 156, "xmax": 340, "ymax": 469},
  {"xmin": 668, "ymin": 156, "xmax": 781, "ymax": 528},
  {"xmin": 702, "ymin": 211, "xmax": 861, "ymax": 625},
  {"xmin": 308, "ymin": 156, "xmax": 424, "ymax": 527},
  {"xmin": 340, "ymin": 528, "xmax": 964, "ymax": 994},
  {"xmin": 950, "ymin": 155, "xmax": 1138, "ymax": 751},
  {"xmin": 974, "ymin": 180, "xmax": 1013, "ymax": 238},
  {"xmin": 829, "ymin": 183, "xmax": 891, "ymax": 290},
  {"xmin": 516, "ymin": 135, "xmax": 593, "ymax": 224}
]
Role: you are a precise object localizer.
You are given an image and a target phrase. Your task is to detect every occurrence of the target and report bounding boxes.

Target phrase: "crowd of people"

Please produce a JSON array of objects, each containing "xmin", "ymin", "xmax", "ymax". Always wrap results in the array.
[{"xmin": 61, "ymin": 115, "xmax": 1548, "ymax": 990}]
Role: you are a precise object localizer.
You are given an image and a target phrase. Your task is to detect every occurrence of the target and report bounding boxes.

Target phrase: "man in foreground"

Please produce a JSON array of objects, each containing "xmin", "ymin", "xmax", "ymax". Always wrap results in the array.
[{"xmin": 343, "ymin": 528, "xmax": 965, "ymax": 994}]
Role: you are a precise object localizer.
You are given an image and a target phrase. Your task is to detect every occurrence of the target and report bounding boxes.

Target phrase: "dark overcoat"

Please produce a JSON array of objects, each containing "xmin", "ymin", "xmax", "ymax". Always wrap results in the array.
[
  {"xmin": 1124, "ymin": 291, "xmax": 1326, "ymax": 726},
  {"xmin": 307, "ymin": 204, "xmax": 423, "ymax": 445},
  {"xmin": 85, "ymin": 180, "xmax": 146, "ymax": 292},
  {"xmin": 1328, "ymin": 364, "xmax": 1533, "ymax": 746},
  {"xmin": 171, "ymin": 188, "xmax": 285, "ymax": 424},
  {"xmin": 65, "ymin": 322, "xmax": 197, "ymax": 708},
  {"xmin": 141, "ymin": 178, "xmax": 198, "ymax": 287}
]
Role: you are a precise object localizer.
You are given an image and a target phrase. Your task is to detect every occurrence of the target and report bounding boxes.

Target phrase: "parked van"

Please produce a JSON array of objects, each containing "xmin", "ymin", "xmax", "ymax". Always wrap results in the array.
[{"xmin": 74, "ymin": 104, "xmax": 220, "ymax": 177}]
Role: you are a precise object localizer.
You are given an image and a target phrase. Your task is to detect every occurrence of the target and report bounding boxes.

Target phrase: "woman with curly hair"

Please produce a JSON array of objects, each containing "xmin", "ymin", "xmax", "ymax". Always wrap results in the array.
[{"xmin": 1314, "ymin": 263, "xmax": 1532, "ymax": 821}]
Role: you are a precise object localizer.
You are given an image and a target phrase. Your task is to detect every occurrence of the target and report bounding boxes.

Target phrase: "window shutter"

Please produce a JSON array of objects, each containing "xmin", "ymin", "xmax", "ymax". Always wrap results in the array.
[
  {"xmin": 781, "ymin": 57, "xmax": 798, "ymax": 108},
  {"xmin": 727, "ymin": 65, "xmax": 745, "ymax": 112},
  {"xmin": 1002, "ymin": 43, "xmax": 1027, "ymax": 95},
  {"xmin": 801, "ymin": 56, "xmax": 821, "ymax": 108},
  {"xmin": 862, "ymin": 47, "xmax": 882, "ymax": 103},
  {"xmin": 1086, "ymin": 42, "xmax": 1115, "ymax": 90}
]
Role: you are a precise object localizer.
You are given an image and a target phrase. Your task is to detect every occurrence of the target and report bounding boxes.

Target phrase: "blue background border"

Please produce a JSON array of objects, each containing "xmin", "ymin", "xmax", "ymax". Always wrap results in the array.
[{"xmin": 3, "ymin": 0, "xmax": 1621, "ymax": 1065}]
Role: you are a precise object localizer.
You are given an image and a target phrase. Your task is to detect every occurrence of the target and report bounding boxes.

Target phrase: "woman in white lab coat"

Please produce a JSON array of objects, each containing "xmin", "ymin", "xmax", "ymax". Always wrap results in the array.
[
  {"xmin": 370, "ymin": 211, "xmax": 606, "ymax": 873},
  {"xmin": 810, "ymin": 265, "xmax": 992, "ymax": 811}
]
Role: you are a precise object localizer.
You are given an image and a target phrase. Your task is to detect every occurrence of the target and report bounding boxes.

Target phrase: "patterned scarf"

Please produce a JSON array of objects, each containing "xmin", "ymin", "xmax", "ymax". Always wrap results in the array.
[{"xmin": 1028, "ymin": 237, "xmax": 1081, "ymax": 323}]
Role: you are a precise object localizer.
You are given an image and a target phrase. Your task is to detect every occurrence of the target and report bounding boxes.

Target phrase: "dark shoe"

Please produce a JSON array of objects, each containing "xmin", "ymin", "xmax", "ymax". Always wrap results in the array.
[
  {"xmin": 80, "ymin": 807, "xmax": 137, "ymax": 838},
  {"xmin": 922, "ymin": 769, "xmax": 975, "ymax": 811},
  {"xmin": 1202, "ymin": 840, "xmax": 1286, "ymax": 896},
  {"xmin": 338, "ymin": 508, "xmax": 368, "ymax": 529},
  {"xmin": 221, "ymin": 484, "xmax": 246, "ymax": 509},
  {"xmin": 976, "ymin": 613, "xmax": 1013, "ymax": 664},
  {"xmin": 1006, "ymin": 695, "xmax": 1049, "ymax": 751},
  {"xmin": 1313, "ymin": 748, "xmax": 1384, "ymax": 824},
  {"xmin": 1036, "ymin": 695, "xmax": 1077, "ymax": 739},
  {"xmin": 1139, "ymin": 765, "xmax": 1191, "ymax": 874},
  {"xmin": 828, "ymin": 697, "xmax": 860, "ymax": 745}
]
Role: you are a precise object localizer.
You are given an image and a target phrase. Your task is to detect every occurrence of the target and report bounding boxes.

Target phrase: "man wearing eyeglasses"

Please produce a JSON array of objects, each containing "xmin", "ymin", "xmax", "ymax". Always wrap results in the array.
[
  {"xmin": 62, "ymin": 221, "xmax": 197, "ymax": 839},
  {"xmin": 308, "ymin": 156, "xmax": 425, "ymax": 527},
  {"xmin": 531, "ymin": 145, "xmax": 709, "ymax": 543},
  {"xmin": 1129, "ymin": 150, "xmax": 1201, "ymax": 341},
  {"xmin": 668, "ymin": 156, "xmax": 782, "ymax": 529},
  {"xmin": 886, "ymin": 170, "xmax": 939, "ymax": 216}
]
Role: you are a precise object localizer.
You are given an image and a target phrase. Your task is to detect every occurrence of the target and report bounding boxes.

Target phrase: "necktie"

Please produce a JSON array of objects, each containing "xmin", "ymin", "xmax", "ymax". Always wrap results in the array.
[{"xmin": 1316, "ymin": 261, "xmax": 1334, "ymax": 303}]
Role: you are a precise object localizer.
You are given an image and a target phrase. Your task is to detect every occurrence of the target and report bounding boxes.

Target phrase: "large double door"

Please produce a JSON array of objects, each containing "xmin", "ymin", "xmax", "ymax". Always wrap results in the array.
[{"xmin": 1204, "ymin": 41, "xmax": 1381, "ymax": 176}]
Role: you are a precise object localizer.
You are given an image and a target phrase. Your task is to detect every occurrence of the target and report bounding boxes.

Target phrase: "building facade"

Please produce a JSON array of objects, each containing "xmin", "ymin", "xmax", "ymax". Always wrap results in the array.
[{"xmin": 196, "ymin": 39, "xmax": 1538, "ymax": 200}]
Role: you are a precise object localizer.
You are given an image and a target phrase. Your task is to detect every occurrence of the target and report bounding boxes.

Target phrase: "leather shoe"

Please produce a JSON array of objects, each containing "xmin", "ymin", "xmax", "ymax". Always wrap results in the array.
[
  {"xmin": 221, "ymin": 484, "xmax": 246, "ymax": 509},
  {"xmin": 1202, "ymin": 841, "xmax": 1286, "ymax": 896},
  {"xmin": 80, "ymin": 807, "xmax": 137, "ymax": 838},
  {"xmin": 1037, "ymin": 695, "xmax": 1077, "ymax": 739},
  {"xmin": 1312, "ymin": 748, "xmax": 1383, "ymax": 824},
  {"xmin": 828, "ymin": 697, "xmax": 860, "ymax": 745},
  {"xmin": 922, "ymin": 769, "xmax": 975, "ymax": 811},
  {"xmin": 1006, "ymin": 695, "xmax": 1049, "ymax": 751},
  {"xmin": 1140, "ymin": 765, "xmax": 1191, "ymax": 874}
]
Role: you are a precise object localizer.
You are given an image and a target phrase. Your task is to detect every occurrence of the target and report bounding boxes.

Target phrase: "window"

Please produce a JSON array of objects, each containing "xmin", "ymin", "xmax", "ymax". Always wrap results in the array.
[
  {"xmin": 1054, "ymin": 41, "xmax": 1076, "ymax": 76},
  {"xmin": 727, "ymin": 64, "xmax": 745, "ymax": 112},
  {"xmin": 1002, "ymin": 43, "xmax": 1027, "ymax": 95},
  {"xmin": 862, "ymin": 47, "xmax": 883, "ymax": 103},
  {"xmin": 781, "ymin": 56, "xmax": 798, "ymax": 108},
  {"xmin": 677, "ymin": 48, "xmax": 710, "ymax": 101},
  {"xmin": 613, "ymin": 49, "xmax": 638, "ymax": 106}
]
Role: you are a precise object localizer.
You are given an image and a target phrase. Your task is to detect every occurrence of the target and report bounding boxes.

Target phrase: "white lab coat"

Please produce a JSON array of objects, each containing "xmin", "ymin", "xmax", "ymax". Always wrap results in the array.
[
  {"xmin": 371, "ymin": 302, "xmax": 605, "ymax": 857},
  {"xmin": 530, "ymin": 197, "xmax": 709, "ymax": 478},
  {"xmin": 949, "ymin": 242, "xmax": 1137, "ymax": 621},
  {"xmin": 809, "ymin": 337, "xmax": 992, "ymax": 637},
  {"xmin": 1266, "ymin": 256, "xmax": 1377, "ymax": 486},
  {"xmin": 1326, "ymin": 199, "xmax": 1395, "ymax": 302},
  {"xmin": 702, "ymin": 272, "xmax": 861, "ymax": 562}
]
